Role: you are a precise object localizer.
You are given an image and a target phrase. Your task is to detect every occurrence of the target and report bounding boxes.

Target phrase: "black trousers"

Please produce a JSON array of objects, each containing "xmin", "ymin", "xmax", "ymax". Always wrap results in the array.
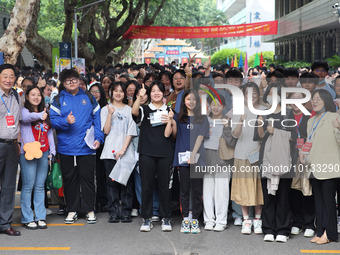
[
  {"xmin": 96, "ymin": 146, "xmax": 108, "ymax": 208},
  {"xmin": 262, "ymin": 178, "xmax": 292, "ymax": 236},
  {"xmin": 311, "ymin": 178, "xmax": 338, "ymax": 241},
  {"xmin": 0, "ymin": 143, "xmax": 19, "ymax": 230},
  {"xmin": 178, "ymin": 166, "xmax": 203, "ymax": 219},
  {"xmin": 104, "ymin": 159, "xmax": 133, "ymax": 217},
  {"xmin": 290, "ymin": 189, "xmax": 315, "ymax": 230},
  {"xmin": 139, "ymin": 154, "xmax": 173, "ymax": 219},
  {"xmin": 59, "ymin": 154, "xmax": 96, "ymax": 212}
]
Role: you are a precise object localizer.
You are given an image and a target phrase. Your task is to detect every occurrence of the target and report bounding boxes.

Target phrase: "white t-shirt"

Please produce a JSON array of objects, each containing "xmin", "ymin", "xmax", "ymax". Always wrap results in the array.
[
  {"xmin": 100, "ymin": 104, "xmax": 137, "ymax": 159},
  {"xmin": 232, "ymin": 105, "xmax": 266, "ymax": 159}
]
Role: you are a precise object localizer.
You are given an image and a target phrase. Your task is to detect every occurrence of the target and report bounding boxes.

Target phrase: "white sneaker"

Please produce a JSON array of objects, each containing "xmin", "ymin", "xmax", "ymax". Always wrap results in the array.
[
  {"xmin": 253, "ymin": 219, "xmax": 262, "ymax": 234},
  {"xmin": 304, "ymin": 228, "xmax": 315, "ymax": 237},
  {"xmin": 151, "ymin": 215, "xmax": 160, "ymax": 222},
  {"xmin": 65, "ymin": 212, "xmax": 78, "ymax": 224},
  {"xmin": 263, "ymin": 234, "xmax": 275, "ymax": 242},
  {"xmin": 275, "ymin": 235, "xmax": 289, "ymax": 243},
  {"xmin": 234, "ymin": 217, "xmax": 242, "ymax": 226},
  {"xmin": 140, "ymin": 218, "xmax": 153, "ymax": 232},
  {"xmin": 190, "ymin": 219, "xmax": 200, "ymax": 234},
  {"xmin": 161, "ymin": 218, "xmax": 172, "ymax": 232},
  {"xmin": 204, "ymin": 222, "xmax": 215, "ymax": 231},
  {"xmin": 37, "ymin": 220, "xmax": 47, "ymax": 229},
  {"xmin": 86, "ymin": 211, "xmax": 97, "ymax": 224},
  {"xmin": 291, "ymin": 226, "xmax": 301, "ymax": 235},
  {"xmin": 131, "ymin": 209, "xmax": 138, "ymax": 217},
  {"xmin": 46, "ymin": 208, "xmax": 53, "ymax": 216},
  {"xmin": 241, "ymin": 219, "xmax": 252, "ymax": 234},
  {"xmin": 213, "ymin": 224, "xmax": 226, "ymax": 232}
]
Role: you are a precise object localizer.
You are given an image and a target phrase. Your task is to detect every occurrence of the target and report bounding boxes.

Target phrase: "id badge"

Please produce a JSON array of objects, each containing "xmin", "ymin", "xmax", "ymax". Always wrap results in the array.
[
  {"xmin": 5, "ymin": 115, "xmax": 15, "ymax": 128},
  {"xmin": 40, "ymin": 136, "xmax": 46, "ymax": 148},
  {"xmin": 296, "ymin": 138, "xmax": 304, "ymax": 149},
  {"xmin": 301, "ymin": 142, "xmax": 312, "ymax": 153}
]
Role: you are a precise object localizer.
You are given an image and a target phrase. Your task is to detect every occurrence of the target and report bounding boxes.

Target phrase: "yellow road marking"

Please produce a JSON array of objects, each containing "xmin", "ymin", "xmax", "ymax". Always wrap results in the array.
[
  {"xmin": 301, "ymin": 250, "xmax": 340, "ymax": 254},
  {"xmin": 14, "ymin": 205, "xmax": 58, "ymax": 209},
  {"xmin": 12, "ymin": 223, "xmax": 84, "ymax": 227},
  {"xmin": 15, "ymin": 192, "xmax": 20, "ymax": 195},
  {"xmin": 0, "ymin": 247, "xmax": 70, "ymax": 251}
]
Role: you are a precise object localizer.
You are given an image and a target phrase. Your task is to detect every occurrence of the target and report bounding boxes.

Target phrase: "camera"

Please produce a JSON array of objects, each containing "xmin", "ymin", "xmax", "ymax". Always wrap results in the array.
[{"xmin": 333, "ymin": 3, "xmax": 339, "ymax": 8}]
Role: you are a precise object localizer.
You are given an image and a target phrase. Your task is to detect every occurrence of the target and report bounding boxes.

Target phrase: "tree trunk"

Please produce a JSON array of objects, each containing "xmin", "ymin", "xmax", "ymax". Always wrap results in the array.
[
  {"xmin": 0, "ymin": 0, "xmax": 37, "ymax": 65},
  {"xmin": 26, "ymin": 0, "xmax": 53, "ymax": 68}
]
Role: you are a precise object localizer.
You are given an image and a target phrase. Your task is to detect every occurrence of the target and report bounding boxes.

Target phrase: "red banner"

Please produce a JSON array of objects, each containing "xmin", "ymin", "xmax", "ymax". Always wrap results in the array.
[{"xmin": 123, "ymin": 21, "xmax": 278, "ymax": 39}]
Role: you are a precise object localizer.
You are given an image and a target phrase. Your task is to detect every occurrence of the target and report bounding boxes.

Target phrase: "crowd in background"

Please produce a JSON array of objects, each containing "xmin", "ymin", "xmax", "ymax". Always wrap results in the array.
[{"xmin": 0, "ymin": 56, "xmax": 340, "ymax": 245}]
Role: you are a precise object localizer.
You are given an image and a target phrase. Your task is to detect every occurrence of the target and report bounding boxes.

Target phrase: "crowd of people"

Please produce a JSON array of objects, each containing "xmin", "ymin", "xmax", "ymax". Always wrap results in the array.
[{"xmin": 0, "ymin": 56, "xmax": 340, "ymax": 245}]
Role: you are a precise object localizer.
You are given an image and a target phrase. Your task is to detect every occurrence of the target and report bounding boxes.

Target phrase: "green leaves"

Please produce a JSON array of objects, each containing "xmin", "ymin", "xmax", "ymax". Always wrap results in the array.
[
  {"xmin": 211, "ymin": 48, "xmax": 245, "ymax": 66},
  {"xmin": 326, "ymin": 55, "xmax": 340, "ymax": 68}
]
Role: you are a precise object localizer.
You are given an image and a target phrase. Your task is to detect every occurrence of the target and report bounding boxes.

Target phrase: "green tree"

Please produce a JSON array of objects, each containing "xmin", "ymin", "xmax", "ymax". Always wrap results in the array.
[
  {"xmin": 326, "ymin": 55, "xmax": 340, "ymax": 68},
  {"xmin": 248, "ymin": 51, "xmax": 274, "ymax": 67},
  {"xmin": 25, "ymin": 0, "xmax": 167, "ymax": 67},
  {"xmin": 211, "ymin": 48, "xmax": 245, "ymax": 66}
]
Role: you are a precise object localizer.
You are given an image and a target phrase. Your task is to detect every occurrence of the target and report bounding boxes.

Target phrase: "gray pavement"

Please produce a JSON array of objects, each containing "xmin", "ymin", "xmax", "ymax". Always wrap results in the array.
[{"xmin": 0, "ymin": 191, "xmax": 339, "ymax": 255}]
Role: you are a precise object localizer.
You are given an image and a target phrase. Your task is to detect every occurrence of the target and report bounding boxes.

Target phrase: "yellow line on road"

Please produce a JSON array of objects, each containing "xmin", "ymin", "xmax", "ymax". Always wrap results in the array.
[
  {"xmin": 301, "ymin": 250, "xmax": 340, "ymax": 254},
  {"xmin": 15, "ymin": 192, "xmax": 20, "ymax": 195},
  {"xmin": 12, "ymin": 223, "xmax": 84, "ymax": 227},
  {"xmin": 0, "ymin": 247, "xmax": 70, "ymax": 251},
  {"xmin": 14, "ymin": 205, "xmax": 58, "ymax": 209}
]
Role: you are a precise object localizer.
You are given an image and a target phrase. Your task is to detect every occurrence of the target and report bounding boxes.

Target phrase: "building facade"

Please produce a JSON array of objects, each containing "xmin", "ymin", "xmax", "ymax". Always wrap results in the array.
[
  {"xmin": 217, "ymin": 0, "xmax": 275, "ymax": 56},
  {"xmin": 263, "ymin": 0, "xmax": 340, "ymax": 63}
]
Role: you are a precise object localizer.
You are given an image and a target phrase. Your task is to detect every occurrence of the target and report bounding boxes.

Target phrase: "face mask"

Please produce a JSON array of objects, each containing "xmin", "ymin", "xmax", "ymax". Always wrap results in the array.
[{"xmin": 318, "ymin": 79, "xmax": 325, "ymax": 85}]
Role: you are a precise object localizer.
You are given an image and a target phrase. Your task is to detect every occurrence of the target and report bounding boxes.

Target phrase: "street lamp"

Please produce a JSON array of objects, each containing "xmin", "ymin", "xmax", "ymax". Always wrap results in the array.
[
  {"xmin": 74, "ymin": 0, "xmax": 105, "ymax": 59},
  {"xmin": 332, "ymin": 2, "xmax": 340, "ymax": 23}
]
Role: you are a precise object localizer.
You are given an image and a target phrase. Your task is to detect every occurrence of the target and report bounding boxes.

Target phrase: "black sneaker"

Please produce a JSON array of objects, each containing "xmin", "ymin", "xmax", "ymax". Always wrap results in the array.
[
  {"xmin": 57, "ymin": 206, "xmax": 67, "ymax": 216},
  {"xmin": 121, "ymin": 215, "xmax": 132, "ymax": 223},
  {"xmin": 108, "ymin": 215, "xmax": 120, "ymax": 223}
]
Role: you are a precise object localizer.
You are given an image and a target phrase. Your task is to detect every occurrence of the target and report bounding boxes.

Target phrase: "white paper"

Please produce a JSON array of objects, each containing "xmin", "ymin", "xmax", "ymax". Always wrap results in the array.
[
  {"xmin": 149, "ymin": 111, "xmax": 168, "ymax": 127},
  {"xmin": 84, "ymin": 125, "xmax": 96, "ymax": 149},
  {"xmin": 109, "ymin": 154, "xmax": 138, "ymax": 186},
  {"xmin": 178, "ymin": 151, "xmax": 200, "ymax": 164}
]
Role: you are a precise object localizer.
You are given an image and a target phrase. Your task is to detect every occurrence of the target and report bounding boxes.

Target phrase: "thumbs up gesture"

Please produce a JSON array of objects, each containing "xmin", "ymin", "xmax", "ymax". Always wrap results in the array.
[
  {"xmin": 140, "ymin": 84, "xmax": 146, "ymax": 97},
  {"xmin": 67, "ymin": 111, "xmax": 75, "ymax": 124},
  {"xmin": 42, "ymin": 108, "xmax": 48, "ymax": 121}
]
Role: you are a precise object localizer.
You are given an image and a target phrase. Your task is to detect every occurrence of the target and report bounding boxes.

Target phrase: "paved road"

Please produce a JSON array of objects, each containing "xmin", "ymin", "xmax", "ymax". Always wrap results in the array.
[{"xmin": 0, "ymin": 192, "xmax": 339, "ymax": 255}]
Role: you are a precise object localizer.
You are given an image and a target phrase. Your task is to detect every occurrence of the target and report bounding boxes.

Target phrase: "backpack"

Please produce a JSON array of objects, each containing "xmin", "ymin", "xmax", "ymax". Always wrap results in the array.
[{"xmin": 11, "ymin": 88, "xmax": 20, "ymax": 105}]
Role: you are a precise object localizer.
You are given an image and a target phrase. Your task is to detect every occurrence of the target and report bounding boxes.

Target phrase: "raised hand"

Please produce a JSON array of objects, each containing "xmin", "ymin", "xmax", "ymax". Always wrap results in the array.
[
  {"xmin": 108, "ymin": 105, "xmax": 115, "ymax": 115},
  {"xmin": 168, "ymin": 109, "xmax": 174, "ymax": 119},
  {"xmin": 140, "ymin": 84, "xmax": 146, "ymax": 97},
  {"xmin": 67, "ymin": 111, "xmax": 75, "ymax": 124},
  {"xmin": 42, "ymin": 108, "xmax": 48, "ymax": 121},
  {"xmin": 240, "ymin": 113, "xmax": 247, "ymax": 122},
  {"xmin": 188, "ymin": 53, "xmax": 197, "ymax": 65},
  {"xmin": 203, "ymin": 56, "xmax": 211, "ymax": 70}
]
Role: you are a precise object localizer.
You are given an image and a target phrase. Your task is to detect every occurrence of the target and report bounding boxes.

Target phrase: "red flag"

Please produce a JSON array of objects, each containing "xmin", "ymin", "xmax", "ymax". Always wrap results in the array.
[
  {"xmin": 231, "ymin": 57, "xmax": 234, "ymax": 67},
  {"xmin": 260, "ymin": 52, "xmax": 264, "ymax": 67}
]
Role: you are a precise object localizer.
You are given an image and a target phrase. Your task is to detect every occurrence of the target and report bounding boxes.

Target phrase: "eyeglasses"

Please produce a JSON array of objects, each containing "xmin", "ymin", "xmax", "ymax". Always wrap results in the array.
[
  {"xmin": 314, "ymin": 69, "xmax": 327, "ymax": 73},
  {"xmin": 64, "ymin": 78, "xmax": 78, "ymax": 85},
  {"xmin": 174, "ymin": 77, "xmax": 185, "ymax": 81},
  {"xmin": 90, "ymin": 90, "xmax": 100, "ymax": 94}
]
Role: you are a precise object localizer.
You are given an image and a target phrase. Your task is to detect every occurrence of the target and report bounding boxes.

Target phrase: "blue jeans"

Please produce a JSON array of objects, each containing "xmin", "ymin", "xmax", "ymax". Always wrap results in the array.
[{"xmin": 19, "ymin": 151, "xmax": 49, "ymax": 223}]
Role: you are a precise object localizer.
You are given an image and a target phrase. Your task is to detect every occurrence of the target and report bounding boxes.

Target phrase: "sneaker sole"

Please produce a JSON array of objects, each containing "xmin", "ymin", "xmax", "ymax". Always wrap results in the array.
[
  {"xmin": 65, "ymin": 218, "xmax": 77, "ymax": 224},
  {"xmin": 37, "ymin": 225, "xmax": 48, "ymax": 229},
  {"xmin": 140, "ymin": 224, "xmax": 153, "ymax": 232},
  {"xmin": 191, "ymin": 230, "xmax": 201, "ymax": 234},
  {"xmin": 87, "ymin": 220, "xmax": 97, "ymax": 224},
  {"xmin": 180, "ymin": 229, "xmax": 190, "ymax": 233},
  {"xmin": 162, "ymin": 228, "xmax": 172, "ymax": 232}
]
